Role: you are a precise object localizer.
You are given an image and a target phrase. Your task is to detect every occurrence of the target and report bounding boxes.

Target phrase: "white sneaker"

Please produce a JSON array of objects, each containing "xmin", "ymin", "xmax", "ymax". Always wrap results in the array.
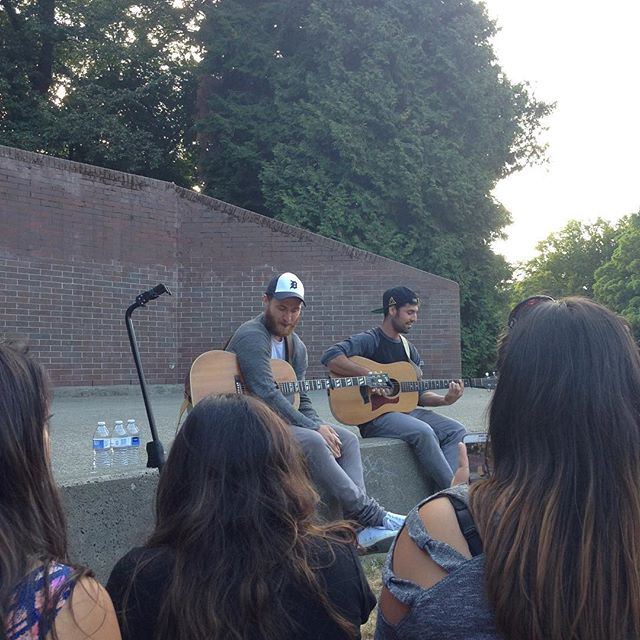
[
  {"xmin": 357, "ymin": 526, "xmax": 397, "ymax": 553},
  {"xmin": 382, "ymin": 512, "xmax": 406, "ymax": 531}
]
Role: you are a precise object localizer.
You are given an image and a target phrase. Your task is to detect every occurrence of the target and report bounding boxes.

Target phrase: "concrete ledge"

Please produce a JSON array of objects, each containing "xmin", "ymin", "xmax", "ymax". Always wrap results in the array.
[
  {"xmin": 55, "ymin": 389, "xmax": 491, "ymax": 581},
  {"xmin": 360, "ymin": 437, "xmax": 437, "ymax": 513},
  {"xmin": 53, "ymin": 384, "xmax": 183, "ymax": 398},
  {"xmin": 61, "ymin": 472, "xmax": 158, "ymax": 582},
  {"xmin": 61, "ymin": 438, "xmax": 434, "ymax": 583}
]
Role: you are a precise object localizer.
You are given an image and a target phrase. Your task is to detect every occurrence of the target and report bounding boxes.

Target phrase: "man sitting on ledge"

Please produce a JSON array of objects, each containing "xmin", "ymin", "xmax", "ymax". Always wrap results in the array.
[
  {"xmin": 322, "ymin": 286, "xmax": 467, "ymax": 491},
  {"xmin": 225, "ymin": 272, "xmax": 404, "ymax": 551}
]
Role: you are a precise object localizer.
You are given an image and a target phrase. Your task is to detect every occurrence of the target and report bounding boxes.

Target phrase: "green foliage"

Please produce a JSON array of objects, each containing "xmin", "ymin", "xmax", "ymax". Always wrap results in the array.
[
  {"xmin": 0, "ymin": 0, "xmax": 202, "ymax": 185},
  {"xmin": 197, "ymin": 0, "xmax": 551, "ymax": 374},
  {"xmin": 0, "ymin": 0, "xmax": 554, "ymax": 373},
  {"xmin": 512, "ymin": 218, "xmax": 620, "ymax": 302},
  {"xmin": 454, "ymin": 245, "xmax": 512, "ymax": 376},
  {"xmin": 594, "ymin": 213, "xmax": 640, "ymax": 339}
]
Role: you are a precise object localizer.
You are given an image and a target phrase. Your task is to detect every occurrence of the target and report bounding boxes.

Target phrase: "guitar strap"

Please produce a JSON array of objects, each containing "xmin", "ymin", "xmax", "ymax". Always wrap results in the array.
[
  {"xmin": 399, "ymin": 335, "xmax": 412, "ymax": 362},
  {"xmin": 284, "ymin": 334, "xmax": 295, "ymax": 364}
]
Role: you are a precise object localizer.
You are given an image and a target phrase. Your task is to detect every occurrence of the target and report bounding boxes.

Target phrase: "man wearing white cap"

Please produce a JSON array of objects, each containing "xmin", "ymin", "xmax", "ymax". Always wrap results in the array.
[{"xmin": 225, "ymin": 272, "xmax": 404, "ymax": 551}]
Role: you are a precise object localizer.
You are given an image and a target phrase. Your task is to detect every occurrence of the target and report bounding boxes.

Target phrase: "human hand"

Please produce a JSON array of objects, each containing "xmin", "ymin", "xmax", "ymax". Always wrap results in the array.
[
  {"xmin": 451, "ymin": 442, "xmax": 470, "ymax": 486},
  {"xmin": 370, "ymin": 386, "xmax": 392, "ymax": 396},
  {"xmin": 368, "ymin": 371, "xmax": 392, "ymax": 396},
  {"xmin": 318, "ymin": 424, "xmax": 342, "ymax": 458},
  {"xmin": 443, "ymin": 379, "xmax": 464, "ymax": 405}
]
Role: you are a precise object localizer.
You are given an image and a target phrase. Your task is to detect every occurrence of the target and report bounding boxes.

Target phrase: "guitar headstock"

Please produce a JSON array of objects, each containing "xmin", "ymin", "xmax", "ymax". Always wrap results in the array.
[
  {"xmin": 482, "ymin": 372, "xmax": 497, "ymax": 390},
  {"xmin": 366, "ymin": 372, "xmax": 391, "ymax": 388}
]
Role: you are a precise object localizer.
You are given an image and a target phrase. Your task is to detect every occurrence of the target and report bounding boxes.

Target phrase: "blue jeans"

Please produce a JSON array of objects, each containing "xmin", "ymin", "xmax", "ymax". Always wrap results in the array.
[{"xmin": 361, "ymin": 409, "xmax": 466, "ymax": 490}]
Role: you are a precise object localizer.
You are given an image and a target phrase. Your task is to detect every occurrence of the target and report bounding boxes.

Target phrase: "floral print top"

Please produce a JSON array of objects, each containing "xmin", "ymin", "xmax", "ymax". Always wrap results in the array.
[{"xmin": 5, "ymin": 562, "xmax": 75, "ymax": 640}]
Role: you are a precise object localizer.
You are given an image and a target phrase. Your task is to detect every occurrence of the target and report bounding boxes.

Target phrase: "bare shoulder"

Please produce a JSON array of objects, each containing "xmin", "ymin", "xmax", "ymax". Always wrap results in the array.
[
  {"xmin": 379, "ymin": 496, "xmax": 473, "ymax": 624},
  {"xmin": 50, "ymin": 576, "xmax": 122, "ymax": 640},
  {"xmin": 418, "ymin": 496, "xmax": 473, "ymax": 559},
  {"xmin": 394, "ymin": 497, "xmax": 472, "ymax": 587}
]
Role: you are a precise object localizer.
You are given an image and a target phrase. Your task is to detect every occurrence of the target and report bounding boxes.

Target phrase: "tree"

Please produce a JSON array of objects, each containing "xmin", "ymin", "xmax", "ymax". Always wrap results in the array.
[
  {"xmin": 0, "ymin": 0, "xmax": 203, "ymax": 185},
  {"xmin": 197, "ymin": 0, "xmax": 552, "ymax": 373},
  {"xmin": 512, "ymin": 218, "xmax": 620, "ymax": 302},
  {"xmin": 594, "ymin": 213, "xmax": 640, "ymax": 339}
]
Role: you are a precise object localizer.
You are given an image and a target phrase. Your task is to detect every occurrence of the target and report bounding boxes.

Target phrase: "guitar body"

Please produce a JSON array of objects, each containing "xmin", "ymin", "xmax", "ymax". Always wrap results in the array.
[
  {"xmin": 328, "ymin": 356, "xmax": 421, "ymax": 425},
  {"xmin": 189, "ymin": 350, "xmax": 300, "ymax": 408}
]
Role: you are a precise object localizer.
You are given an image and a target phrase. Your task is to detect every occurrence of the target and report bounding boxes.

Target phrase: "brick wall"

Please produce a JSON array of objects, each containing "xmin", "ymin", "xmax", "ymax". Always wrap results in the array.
[{"xmin": 0, "ymin": 145, "xmax": 460, "ymax": 386}]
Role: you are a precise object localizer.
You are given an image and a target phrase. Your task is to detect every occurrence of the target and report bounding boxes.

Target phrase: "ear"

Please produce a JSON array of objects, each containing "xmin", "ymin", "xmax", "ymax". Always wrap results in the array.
[{"xmin": 262, "ymin": 294, "xmax": 269, "ymax": 305}]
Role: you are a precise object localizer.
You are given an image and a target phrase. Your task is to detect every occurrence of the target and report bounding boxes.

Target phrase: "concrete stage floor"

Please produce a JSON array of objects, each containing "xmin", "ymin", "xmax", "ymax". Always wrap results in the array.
[{"xmin": 50, "ymin": 385, "xmax": 493, "ymax": 485}]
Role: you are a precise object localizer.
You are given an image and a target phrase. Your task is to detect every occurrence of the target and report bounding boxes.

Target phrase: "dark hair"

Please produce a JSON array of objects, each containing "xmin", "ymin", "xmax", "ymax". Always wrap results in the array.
[
  {"xmin": 471, "ymin": 297, "xmax": 640, "ymax": 639},
  {"xmin": 0, "ymin": 339, "xmax": 87, "ymax": 639},
  {"xmin": 146, "ymin": 394, "xmax": 357, "ymax": 639}
]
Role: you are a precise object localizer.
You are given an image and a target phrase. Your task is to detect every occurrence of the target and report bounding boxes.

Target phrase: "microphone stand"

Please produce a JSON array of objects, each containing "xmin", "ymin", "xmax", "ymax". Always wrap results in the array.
[{"xmin": 125, "ymin": 284, "xmax": 172, "ymax": 471}]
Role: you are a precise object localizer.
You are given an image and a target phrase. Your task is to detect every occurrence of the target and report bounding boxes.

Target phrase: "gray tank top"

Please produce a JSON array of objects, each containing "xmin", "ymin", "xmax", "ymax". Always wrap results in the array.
[{"xmin": 375, "ymin": 485, "xmax": 500, "ymax": 639}]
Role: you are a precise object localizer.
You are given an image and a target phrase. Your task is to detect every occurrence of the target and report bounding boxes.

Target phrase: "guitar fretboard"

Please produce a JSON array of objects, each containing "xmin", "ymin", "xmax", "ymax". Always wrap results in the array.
[
  {"xmin": 279, "ymin": 376, "xmax": 376, "ymax": 394},
  {"xmin": 399, "ymin": 377, "xmax": 495, "ymax": 393},
  {"xmin": 236, "ymin": 375, "xmax": 386, "ymax": 396}
]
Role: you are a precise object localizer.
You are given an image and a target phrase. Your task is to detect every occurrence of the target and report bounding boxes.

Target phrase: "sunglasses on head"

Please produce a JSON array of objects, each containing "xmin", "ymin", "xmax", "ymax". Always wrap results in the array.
[{"xmin": 507, "ymin": 295, "xmax": 555, "ymax": 328}]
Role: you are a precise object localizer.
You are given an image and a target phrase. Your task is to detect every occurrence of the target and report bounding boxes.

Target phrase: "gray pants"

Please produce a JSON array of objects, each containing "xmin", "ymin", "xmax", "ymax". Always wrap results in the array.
[
  {"xmin": 361, "ymin": 409, "xmax": 466, "ymax": 490},
  {"xmin": 292, "ymin": 424, "xmax": 385, "ymax": 527}
]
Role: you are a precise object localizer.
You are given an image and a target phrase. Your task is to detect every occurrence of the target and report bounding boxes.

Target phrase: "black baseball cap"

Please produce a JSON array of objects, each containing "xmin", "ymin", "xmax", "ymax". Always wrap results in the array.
[
  {"xmin": 265, "ymin": 272, "xmax": 306, "ymax": 305},
  {"xmin": 371, "ymin": 286, "xmax": 420, "ymax": 313}
]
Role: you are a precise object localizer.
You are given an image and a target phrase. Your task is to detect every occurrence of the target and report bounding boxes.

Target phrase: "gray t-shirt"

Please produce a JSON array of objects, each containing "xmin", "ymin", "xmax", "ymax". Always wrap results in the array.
[
  {"xmin": 321, "ymin": 328, "xmax": 421, "ymax": 367},
  {"xmin": 375, "ymin": 485, "xmax": 499, "ymax": 640}
]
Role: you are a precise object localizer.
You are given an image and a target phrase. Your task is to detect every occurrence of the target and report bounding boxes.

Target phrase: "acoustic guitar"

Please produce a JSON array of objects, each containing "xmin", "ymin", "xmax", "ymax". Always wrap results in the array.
[
  {"xmin": 189, "ymin": 350, "xmax": 390, "ymax": 408},
  {"xmin": 328, "ymin": 356, "xmax": 496, "ymax": 425}
]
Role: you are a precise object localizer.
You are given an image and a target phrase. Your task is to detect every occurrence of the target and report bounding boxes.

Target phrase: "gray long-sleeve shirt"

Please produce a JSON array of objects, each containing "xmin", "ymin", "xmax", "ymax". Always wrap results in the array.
[{"xmin": 225, "ymin": 314, "xmax": 321, "ymax": 430}]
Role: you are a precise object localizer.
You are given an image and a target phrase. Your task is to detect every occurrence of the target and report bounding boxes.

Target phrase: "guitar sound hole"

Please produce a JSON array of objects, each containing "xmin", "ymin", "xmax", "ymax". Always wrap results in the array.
[
  {"xmin": 370, "ymin": 379, "xmax": 401, "ymax": 411},
  {"xmin": 387, "ymin": 379, "xmax": 400, "ymax": 396}
]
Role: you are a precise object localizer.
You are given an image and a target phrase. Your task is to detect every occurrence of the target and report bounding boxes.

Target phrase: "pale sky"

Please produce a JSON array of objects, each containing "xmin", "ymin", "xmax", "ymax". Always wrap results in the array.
[{"xmin": 482, "ymin": 0, "xmax": 640, "ymax": 264}]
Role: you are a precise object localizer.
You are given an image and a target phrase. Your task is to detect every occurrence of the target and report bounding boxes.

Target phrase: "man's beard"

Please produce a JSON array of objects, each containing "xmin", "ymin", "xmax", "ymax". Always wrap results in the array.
[
  {"xmin": 264, "ymin": 307, "xmax": 299, "ymax": 338},
  {"xmin": 391, "ymin": 316, "xmax": 412, "ymax": 334}
]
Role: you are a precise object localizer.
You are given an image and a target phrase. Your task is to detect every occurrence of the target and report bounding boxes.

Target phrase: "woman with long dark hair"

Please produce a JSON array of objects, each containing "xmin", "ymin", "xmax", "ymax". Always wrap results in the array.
[
  {"xmin": 107, "ymin": 394, "xmax": 375, "ymax": 640},
  {"xmin": 376, "ymin": 296, "xmax": 640, "ymax": 639},
  {"xmin": 0, "ymin": 339, "xmax": 120, "ymax": 640}
]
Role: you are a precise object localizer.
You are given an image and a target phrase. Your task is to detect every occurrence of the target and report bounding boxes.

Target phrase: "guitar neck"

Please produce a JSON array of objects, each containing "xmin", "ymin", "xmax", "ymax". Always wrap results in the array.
[
  {"xmin": 401, "ymin": 377, "xmax": 492, "ymax": 393},
  {"xmin": 279, "ymin": 375, "xmax": 374, "ymax": 395}
]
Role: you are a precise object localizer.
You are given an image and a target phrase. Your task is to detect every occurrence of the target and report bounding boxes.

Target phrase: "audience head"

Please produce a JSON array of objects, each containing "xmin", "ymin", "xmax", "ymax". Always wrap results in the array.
[
  {"xmin": 473, "ymin": 297, "xmax": 640, "ymax": 640},
  {"xmin": 148, "ymin": 394, "xmax": 355, "ymax": 640},
  {"xmin": 490, "ymin": 296, "xmax": 640, "ymax": 481},
  {"xmin": 0, "ymin": 338, "xmax": 91, "ymax": 640},
  {"xmin": 155, "ymin": 394, "xmax": 319, "ymax": 536},
  {"xmin": 0, "ymin": 338, "xmax": 67, "ymax": 563}
]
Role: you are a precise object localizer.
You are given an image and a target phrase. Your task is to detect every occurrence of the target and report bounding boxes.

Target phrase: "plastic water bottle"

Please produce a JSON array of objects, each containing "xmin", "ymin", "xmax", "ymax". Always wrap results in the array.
[
  {"xmin": 112, "ymin": 420, "xmax": 129, "ymax": 467},
  {"xmin": 92, "ymin": 421, "xmax": 111, "ymax": 471},
  {"xmin": 126, "ymin": 419, "xmax": 141, "ymax": 466}
]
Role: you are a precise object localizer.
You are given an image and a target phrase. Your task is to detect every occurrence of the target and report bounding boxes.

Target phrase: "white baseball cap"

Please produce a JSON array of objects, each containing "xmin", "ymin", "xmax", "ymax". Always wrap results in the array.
[{"xmin": 265, "ymin": 272, "xmax": 305, "ymax": 304}]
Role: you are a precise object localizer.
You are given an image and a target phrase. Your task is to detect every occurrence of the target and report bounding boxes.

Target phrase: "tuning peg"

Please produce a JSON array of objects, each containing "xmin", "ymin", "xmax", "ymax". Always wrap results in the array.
[{"xmin": 483, "ymin": 371, "xmax": 497, "ymax": 391}]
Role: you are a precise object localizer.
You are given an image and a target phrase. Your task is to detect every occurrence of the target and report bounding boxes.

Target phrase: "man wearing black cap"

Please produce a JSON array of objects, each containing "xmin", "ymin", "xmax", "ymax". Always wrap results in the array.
[
  {"xmin": 321, "ymin": 286, "xmax": 466, "ymax": 490},
  {"xmin": 225, "ymin": 272, "xmax": 404, "ymax": 550}
]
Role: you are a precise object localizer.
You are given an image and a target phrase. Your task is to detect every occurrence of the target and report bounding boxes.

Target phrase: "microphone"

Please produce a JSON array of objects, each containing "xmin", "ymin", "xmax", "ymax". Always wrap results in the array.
[
  {"xmin": 135, "ymin": 283, "xmax": 172, "ymax": 307},
  {"xmin": 125, "ymin": 283, "xmax": 173, "ymax": 471}
]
